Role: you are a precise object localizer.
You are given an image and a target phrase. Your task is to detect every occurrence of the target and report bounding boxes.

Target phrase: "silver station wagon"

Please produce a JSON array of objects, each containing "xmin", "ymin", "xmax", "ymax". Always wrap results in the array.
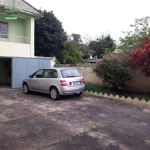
[{"xmin": 22, "ymin": 68, "xmax": 85, "ymax": 100}]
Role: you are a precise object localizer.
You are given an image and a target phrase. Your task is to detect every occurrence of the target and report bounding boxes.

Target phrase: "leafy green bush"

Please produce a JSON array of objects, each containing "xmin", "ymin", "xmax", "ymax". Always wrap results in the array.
[{"xmin": 93, "ymin": 54, "xmax": 131, "ymax": 90}]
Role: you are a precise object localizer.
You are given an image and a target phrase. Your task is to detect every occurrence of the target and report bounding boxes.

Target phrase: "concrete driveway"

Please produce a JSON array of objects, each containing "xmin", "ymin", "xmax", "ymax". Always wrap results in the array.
[{"xmin": 0, "ymin": 87, "xmax": 150, "ymax": 150}]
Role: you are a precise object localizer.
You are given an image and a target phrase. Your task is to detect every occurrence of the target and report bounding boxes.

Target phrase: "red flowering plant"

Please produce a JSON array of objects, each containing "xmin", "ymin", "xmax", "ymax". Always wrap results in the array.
[{"xmin": 128, "ymin": 36, "xmax": 150, "ymax": 76}]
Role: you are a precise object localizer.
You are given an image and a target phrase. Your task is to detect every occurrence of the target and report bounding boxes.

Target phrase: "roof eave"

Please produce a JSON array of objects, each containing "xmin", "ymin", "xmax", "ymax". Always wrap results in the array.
[
  {"xmin": 17, "ymin": 9, "xmax": 41, "ymax": 19},
  {"xmin": 0, "ymin": 3, "xmax": 41, "ymax": 19},
  {"xmin": 22, "ymin": 0, "xmax": 41, "ymax": 15}
]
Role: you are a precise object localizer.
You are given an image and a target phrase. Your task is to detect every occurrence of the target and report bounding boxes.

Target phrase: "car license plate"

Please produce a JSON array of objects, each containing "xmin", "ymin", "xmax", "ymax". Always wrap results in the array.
[{"xmin": 73, "ymin": 81, "xmax": 80, "ymax": 85}]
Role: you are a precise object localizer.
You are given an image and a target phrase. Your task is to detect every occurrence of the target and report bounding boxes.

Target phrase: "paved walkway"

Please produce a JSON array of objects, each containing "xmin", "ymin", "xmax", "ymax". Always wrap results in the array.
[{"xmin": 0, "ymin": 87, "xmax": 150, "ymax": 150}]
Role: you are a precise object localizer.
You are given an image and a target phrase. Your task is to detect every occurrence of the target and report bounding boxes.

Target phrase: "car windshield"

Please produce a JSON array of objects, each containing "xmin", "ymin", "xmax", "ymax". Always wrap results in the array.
[{"xmin": 60, "ymin": 69, "xmax": 81, "ymax": 78}]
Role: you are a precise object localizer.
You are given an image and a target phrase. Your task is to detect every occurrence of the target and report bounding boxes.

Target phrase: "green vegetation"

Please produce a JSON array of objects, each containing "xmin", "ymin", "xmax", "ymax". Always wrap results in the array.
[
  {"xmin": 89, "ymin": 34, "xmax": 116, "ymax": 58},
  {"xmin": 82, "ymin": 125, "xmax": 99, "ymax": 135},
  {"xmin": 35, "ymin": 10, "xmax": 67, "ymax": 63},
  {"xmin": 85, "ymin": 83, "xmax": 150, "ymax": 102},
  {"xmin": 63, "ymin": 41, "xmax": 83, "ymax": 64},
  {"xmin": 79, "ymin": 44, "xmax": 94, "ymax": 60},
  {"xmin": 119, "ymin": 16, "xmax": 150, "ymax": 52},
  {"xmin": 93, "ymin": 54, "xmax": 131, "ymax": 90},
  {"xmin": 90, "ymin": 125, "xmax": 98, "ymax": 131},
  {"xmin": 136, "ymin": 95, "xmax": 150, "ymax": 102},
  {"xmin": 85, "ymin": 82, "xmax": 112, "ymax": 95},
  {"xmin": 34, "ymin": 12, "xmax": 150, "ymax": 67},
  {"xmin": 82, "ymin": 130, "xmax": 89, "ymax": 135},
  {"xmin": 34, "ymin": 11, "xmax": 150, "ymax": 94}
]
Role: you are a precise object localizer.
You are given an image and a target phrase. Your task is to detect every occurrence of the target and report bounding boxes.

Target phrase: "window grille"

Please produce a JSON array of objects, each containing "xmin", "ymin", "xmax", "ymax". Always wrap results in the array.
[{"xmin": 0, "ymin": 22, "xmax": 8, "ymax": 38}]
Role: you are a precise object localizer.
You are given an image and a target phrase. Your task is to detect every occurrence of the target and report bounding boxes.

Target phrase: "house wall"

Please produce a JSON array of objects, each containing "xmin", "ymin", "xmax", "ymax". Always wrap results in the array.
[
  {"xmin": 0, "ymin": 42, "xmax": 30, "ymax": 57},
  {"xmin": 9, "ymin": 19, "xmax": 25, "ymax": 36},
  {"xmin": 0, "ymin": 18, "xmax": 25, "ymax": 36},
  {"xmin": 0, "ymin": 16, "xmax": 35, "ymax": 57},
  {"xmin": 24, "ymin": 18, "xmax": 31, "ymax": 38},
  {"xmin": 30, "ymin": 17, "xmax": 35, "ymax": 57}
]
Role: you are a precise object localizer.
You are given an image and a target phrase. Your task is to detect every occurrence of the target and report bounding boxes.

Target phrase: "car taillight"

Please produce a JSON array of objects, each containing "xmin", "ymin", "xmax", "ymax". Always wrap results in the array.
[
  {"xmin": 60, "ymin": 80, "xmax": 67, "ymax": 86},
  {"xmin": 80, "ymin": 78, "xmax": 85, "ymax": 84}
]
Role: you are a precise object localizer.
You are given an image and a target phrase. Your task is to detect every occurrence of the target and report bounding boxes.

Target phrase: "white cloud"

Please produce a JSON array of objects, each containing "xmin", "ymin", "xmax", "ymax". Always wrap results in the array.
[{"xmin": 28, "ymin": 0, "xmax": 150, "ymax": 41}]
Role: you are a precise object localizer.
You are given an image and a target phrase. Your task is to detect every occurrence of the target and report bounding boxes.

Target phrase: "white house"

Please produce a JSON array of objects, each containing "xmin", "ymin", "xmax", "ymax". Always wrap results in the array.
[{"xmin": 0, "ymin": 0, "xmax": 51, "ymax": 88}]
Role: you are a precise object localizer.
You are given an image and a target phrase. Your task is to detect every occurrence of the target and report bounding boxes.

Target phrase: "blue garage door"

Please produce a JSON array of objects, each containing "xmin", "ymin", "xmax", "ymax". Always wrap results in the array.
[{"xmin": 12, "ymin": 57, "xmax": 50, "ymax": 88}]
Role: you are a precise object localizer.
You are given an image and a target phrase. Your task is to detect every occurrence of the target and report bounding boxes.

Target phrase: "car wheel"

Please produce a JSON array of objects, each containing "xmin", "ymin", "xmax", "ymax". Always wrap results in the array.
[
  {"xmin": 50, "ymin": 87, "xmax": 60, "ymax": 100},
  {"xmin": 23, "ymin": 83, "xmax": 30, "ymax": 94},
  {"xmin": 75, "ymin": 92, "xmax": 83, "ymax": 96}
]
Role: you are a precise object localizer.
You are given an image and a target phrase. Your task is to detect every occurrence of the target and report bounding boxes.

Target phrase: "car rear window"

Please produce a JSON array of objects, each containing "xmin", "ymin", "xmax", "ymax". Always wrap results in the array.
[{"xmin": 60, "ymin": 69, "xmax": 81, "ymax": 78}]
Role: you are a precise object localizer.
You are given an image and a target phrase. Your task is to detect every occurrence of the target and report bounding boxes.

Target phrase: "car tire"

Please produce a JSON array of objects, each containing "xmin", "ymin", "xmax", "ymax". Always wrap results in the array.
[
  {"xmin": 75, "ymin": 92, "xmax": 83, "ymax": 96},
  {"xmin": 23, "ymin": 83, "xmax": 30, "ymax": 94},
  {"xmin": 50, "ymin": 87, "xmax": 60, "ymax": 100}
]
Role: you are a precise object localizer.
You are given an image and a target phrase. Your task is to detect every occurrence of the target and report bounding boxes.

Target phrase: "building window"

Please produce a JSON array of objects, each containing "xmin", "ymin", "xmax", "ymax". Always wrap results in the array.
[{"xmin": 0, "ymin": 22, "xmax": 8, "ymax": 38}]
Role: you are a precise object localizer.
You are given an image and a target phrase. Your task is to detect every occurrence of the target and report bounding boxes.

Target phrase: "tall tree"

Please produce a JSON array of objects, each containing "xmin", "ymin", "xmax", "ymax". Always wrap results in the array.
[
  {"xmin": 89, "ymin": 35, "xmax": 116, "ymax": 58},
  {"xmin": 79, "ymin": 44, "xmax": 93, "ymax": 59},
  {"xmin": 119, "ymin": 16, "xmax": 150, "ymax": 52},
  {"xmin": 35, "ymin": 10, "xmax": 67, "ymax": 63},
  {"xmin": 72, "ymin": 33, "xmax": 83, "ymax": 44},
  {"xmin": 63, "ymin": 41, "xmax": 83, "ymax": 64},
  {"xmin": 67, "ymin": 33, "xmax": 83, "ymax": 44}
]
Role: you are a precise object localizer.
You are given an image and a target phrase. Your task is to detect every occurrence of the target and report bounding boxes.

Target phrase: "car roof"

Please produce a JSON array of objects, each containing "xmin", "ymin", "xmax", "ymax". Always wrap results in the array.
[{"xmin": 41, "ymin": 67, "xmax": 76, "ymax": 71}]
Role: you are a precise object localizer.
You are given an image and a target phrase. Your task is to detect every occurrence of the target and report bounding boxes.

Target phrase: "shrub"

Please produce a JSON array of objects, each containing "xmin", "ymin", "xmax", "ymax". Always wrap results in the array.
[
  {"xmin": 128, "ymin": 36, "xmax": 150, "ymax": 76},
  {"xmin": 93, "ymin": 54, "xmax": 131, "ymax": 90}
]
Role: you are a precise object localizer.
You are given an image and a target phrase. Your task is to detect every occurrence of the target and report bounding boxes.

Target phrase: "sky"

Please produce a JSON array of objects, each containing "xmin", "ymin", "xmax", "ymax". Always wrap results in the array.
[{"xmin": 27, "ymin": 0, "xmax": 150, "ymax": 42}]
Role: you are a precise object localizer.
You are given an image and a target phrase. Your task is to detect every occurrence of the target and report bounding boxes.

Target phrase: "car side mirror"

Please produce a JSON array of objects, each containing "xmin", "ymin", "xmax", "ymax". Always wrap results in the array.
[{"xmin": 29, "ymin": 75, "xmax": 32, "ymax": 78}]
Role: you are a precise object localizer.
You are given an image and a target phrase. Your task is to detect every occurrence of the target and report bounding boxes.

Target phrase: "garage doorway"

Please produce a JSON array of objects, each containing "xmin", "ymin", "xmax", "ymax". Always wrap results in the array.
[{"xmin": 0, "ymin": 58, "xmax": 12, "ymax": 87}]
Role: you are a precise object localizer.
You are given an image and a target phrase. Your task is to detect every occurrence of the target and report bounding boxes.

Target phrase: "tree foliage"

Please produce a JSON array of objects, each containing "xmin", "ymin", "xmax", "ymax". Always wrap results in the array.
[
  {"xmin": 89, "ymin": 35, "xmax": 116, "ymax": 58},
  {"xmin": 79, "ymin": 44, "xmax": 93, "ymax": 59},
  {"xmin": 67, "ymin": 33, "xmax": 83, "ymax": 44},
  {"xmin": 68, "ymin": 34, "xmax": 93, "ymax": 60},
  {"xmin": 35, "ymin": 10, "xmax": 67, "ymax": 63},
  {"xmin": 72, "ymin": 33, "xmax": 83, "ymax": 44},
  {"xmin": 119, "ymin": 16, "xmax": 150, "ymax": 51},
  {"xmin": 93, "ymin": 54, "xmax": 131, "ymax": 90},
  {"xmin": 63, "ymin": 41, "xmax": 83, "ymax": 64},
  {"xmin": 128, "ymin": 36, "xmax": 150, "ymax": 76}
]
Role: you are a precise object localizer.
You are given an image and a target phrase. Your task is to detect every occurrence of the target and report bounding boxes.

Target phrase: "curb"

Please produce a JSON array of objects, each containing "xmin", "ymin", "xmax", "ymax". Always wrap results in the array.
[{"xmin": 84, "ymin": 90, "xmax": 150, "ymax": 105}]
